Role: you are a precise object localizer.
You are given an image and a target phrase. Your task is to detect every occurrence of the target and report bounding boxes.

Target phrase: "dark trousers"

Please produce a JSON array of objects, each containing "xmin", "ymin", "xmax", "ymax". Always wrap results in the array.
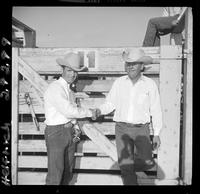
[
  {"xmin": 143, "ymin": 14, "xmax": 185, "ymax": 47},
  {"xmin": 115, "ymin": 122, "xmax": 155, "ymax": 185},
  {"xmin": 44, "ymin": 123, "xmax": 76, "ymax": 185}
]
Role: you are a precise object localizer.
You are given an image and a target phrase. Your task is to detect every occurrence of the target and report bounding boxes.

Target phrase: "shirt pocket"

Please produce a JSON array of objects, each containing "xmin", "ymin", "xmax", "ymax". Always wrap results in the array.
[{"xmin": 137, "ymin": 92, "xmax": 148, "ymax": 105}]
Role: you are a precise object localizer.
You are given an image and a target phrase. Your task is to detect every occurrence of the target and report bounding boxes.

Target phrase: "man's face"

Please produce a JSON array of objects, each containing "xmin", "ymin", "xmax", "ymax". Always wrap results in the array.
[
  {"xmin": 63, "ymin": 67, "xmax": 78, "ymax": 84},
  {"xmin": 125, "ymin": 62, "xmax": 144, "ymax": 80}
]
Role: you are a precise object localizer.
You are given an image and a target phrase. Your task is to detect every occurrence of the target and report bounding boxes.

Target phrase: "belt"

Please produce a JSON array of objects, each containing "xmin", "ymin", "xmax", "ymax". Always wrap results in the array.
[
  {"xmin": 64, "ymin": 122, "xmax": 74, "ymax": 128},
  {"xmin": 132, "ymin": 124, "xmax": 144, "ymax": 127},
  {"xmin": 46, "ymin": 121, "xmax": 74, "ymax": 128},
  {"xmin": 117, "ymin": 122, "xmax": 149, "ymax": 128}
]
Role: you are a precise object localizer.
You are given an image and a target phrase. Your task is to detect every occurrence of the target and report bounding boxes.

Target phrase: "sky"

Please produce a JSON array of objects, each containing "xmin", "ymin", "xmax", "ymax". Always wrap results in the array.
[{"xmin": 12, "ymin": 7, "xmax": 163, "ymax": 48}]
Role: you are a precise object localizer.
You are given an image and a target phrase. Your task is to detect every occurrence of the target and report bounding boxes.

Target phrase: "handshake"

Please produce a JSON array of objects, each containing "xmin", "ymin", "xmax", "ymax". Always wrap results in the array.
[{"xmin": 90, "ymin": 108, "xmax": 101, "ymax": 120}]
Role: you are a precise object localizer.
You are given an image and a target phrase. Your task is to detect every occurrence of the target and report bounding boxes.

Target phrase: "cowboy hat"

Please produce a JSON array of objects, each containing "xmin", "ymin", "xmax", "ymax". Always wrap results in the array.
[
  {"xmin": 122, "ymin": 48, "xmax": 153, "ymax": 65},
  {"xmin": 56, "ymin": 52, "xmax": 88, "ymax": 72}
]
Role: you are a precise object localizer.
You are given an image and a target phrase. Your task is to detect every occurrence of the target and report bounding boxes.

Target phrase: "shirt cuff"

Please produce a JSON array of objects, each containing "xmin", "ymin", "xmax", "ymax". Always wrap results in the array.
[
  {"xmin": 154, "ymin": 129, "xmax": 161, "ymax": 136},
  {"xmin": 86, "ymin": 109, "xmax": 92, "ymax": 117}
]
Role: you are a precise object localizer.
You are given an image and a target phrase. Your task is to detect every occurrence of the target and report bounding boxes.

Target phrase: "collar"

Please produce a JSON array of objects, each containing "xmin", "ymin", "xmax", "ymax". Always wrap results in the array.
[
  {"xmin": 125, "ymin": 74, "xmax": 145, "ymax": 82},
  {"xmin": 58, "ymin": 77, "xmax": 70, "ymax": 89}
]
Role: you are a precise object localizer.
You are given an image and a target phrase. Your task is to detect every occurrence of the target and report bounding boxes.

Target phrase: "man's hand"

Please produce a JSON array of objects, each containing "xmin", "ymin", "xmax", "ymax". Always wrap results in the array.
[
  {"xmin": 152, "ymin": 135, "xmax": 161, "ymax": 150},
  {"xmin": 90, "ymin": 108, "xmax": 101, "ymax": 120}
]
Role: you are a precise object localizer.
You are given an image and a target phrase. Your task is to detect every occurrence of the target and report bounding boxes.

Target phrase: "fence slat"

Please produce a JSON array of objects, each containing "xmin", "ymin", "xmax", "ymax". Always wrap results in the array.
[
  {"xmin": 18, "ymin": 139, "xmax": 114, "ymax": 154},
  {"xmin": 19, "ymin": 122, "xmax": 116, "ymax": 135}
]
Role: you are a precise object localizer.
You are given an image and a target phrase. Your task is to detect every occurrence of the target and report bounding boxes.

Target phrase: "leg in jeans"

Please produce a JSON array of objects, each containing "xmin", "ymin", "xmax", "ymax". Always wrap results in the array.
[
  {"xmin": 45, "ymin": 125, "xmax": 72, "ymax": 185},
  {"xmin": 60, "ymin": 126, "xmax": 76, "ymax": 185},
  {"xmin": 115, "ymin": 123, "xmax": 138, "ymax": 185},
  {"xmin": 143, "ymin": 15, "xmax": 179, "ymax": 47},
  {"xmin": 134, "ymin": 124, "xmax": 155, "ymax": 172}
]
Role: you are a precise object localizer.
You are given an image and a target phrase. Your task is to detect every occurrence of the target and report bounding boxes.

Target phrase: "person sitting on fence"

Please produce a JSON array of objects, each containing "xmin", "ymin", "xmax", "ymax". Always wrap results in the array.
[
  {"xmin": 143, "ymin": 7, "xmax": 186, "ymax": 47},
  {"xmin": 43, "ymin": 52, "xmax": 96, "ymax": 185},
  {"xmin": 92, "ymin": 48, "xmax": 163, "ymax": 185}
]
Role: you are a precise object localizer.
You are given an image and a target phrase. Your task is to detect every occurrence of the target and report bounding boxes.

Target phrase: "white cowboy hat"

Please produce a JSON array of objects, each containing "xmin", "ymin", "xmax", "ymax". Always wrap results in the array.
[
  {"xmin": 56, "ymin": 52, "xmax": 88, "ymax": 72},
  {"xmin": 122, "ymin": 48, "xmax": 153, "ymax": 65}
]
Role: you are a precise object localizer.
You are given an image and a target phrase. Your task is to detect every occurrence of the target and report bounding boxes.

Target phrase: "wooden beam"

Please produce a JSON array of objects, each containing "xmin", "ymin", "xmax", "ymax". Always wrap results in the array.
[
  {"xmin": 19, "ymin": 47, "xmax": 161, "ymax": 73},
  {"xmin": 19, "ymin": 76, "xmax": 159, "ymax": 93},
  {"xmin": 158, "ymin": 45, "xmax": 182, "ymax": 180},
  {"xmin": 11, "ymin": 48, "xmax": 19, "ymax": 185},
  {"xmin": 81, "ymin": 123, "xmax": 118, "ymax": 162},
  {"xmin": 182, "ymin": 7, "xmax": 193, "ymax": 185},
  {"xmin": 18, "ymin": 56, "xmax": 48, "ymax": 95},
  {"xmin": 18, "ymin": 139, "xmax": 115, "ymax": 154},
  {"xmin": 19, "ymin": 122, "xmax": 116, "ymax": 135},
  {"xmin": 17, "ymin": 171, "xmax": 179, "ymax": 185}
]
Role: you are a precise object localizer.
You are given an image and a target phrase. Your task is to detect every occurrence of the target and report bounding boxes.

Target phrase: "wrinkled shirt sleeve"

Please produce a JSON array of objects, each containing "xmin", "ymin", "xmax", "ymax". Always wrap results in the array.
[
  {"xmin": 47, "ymin": 84, "xmax": 92, "ymax": 119},
  {"xmin": 149, "ymin": 82, "xmax": 163, "ymax": 136},
  {"xmin": 99, "ymin": 80, "xmax": 117, "ymax": 115}
]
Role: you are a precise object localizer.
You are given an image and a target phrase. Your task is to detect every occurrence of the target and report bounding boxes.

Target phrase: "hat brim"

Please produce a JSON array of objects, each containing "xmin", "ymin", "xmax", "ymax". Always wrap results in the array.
[
  {"xmin": 123, "ymin": 56, "xmax": 153, "ymax": 65},
  {"xmin": 56, "ymin": 58, "xmax": 88, "ymax": 72}
]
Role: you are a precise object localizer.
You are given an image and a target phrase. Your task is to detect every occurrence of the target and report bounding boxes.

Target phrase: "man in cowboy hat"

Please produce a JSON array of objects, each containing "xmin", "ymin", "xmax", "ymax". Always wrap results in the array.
[
  {"xmin": 44, "ymin": 52, "xmax": 95, "ymax": 185},
  {"xmin": 93, "ymin": 48, "xmax": 163, "ymax": 185}
]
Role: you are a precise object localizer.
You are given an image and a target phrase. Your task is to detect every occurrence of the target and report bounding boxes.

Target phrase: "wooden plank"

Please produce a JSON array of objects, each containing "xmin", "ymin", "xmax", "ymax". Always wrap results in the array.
[
  {"xmin": 18, "ymin": 139, "xmax": 114, "ymax": 154},
  {"xmin": 17, "ymin": 172, "xmax": 123, "ymax": 185},
  {"xmin": 19, "ymin": 122, "xmax": 116, "ymax": 135},
  {"xmin": 11, "ymin": 47, "xmax": 19, "ymax": 185},
  {"xmin": 19, "ymin": 47, "xmax": 160, "ymax": 57},
  {"xmin": 18, "ymin": 172, "xmax": 46, "ymax": 185},
  {"xmin": 75, "ymin": 157, "xmax": 119, "ymax": 170},
  {"xmin": 18, "ymin": 56, "xmax": 48, "ymax": 95},
  {"xmin": 19, "ymin": 47, "xmax": 160, "ymax": 73},
  {"xmin": 19, "ymin": 140, "xmax": 47, "ymax": 152},
  {"xmin": 82, "ymin": 123, "xmax": 118, "ymax": 161},
  {"xmin": 158, "ymin": 46, "xmax": 182, "ymax": 179},
  {"xmin": 71, "ymin": 174, "xmax": 177, "ymax": 185},
  {"xmin": 18, "ymin": 155, "xmax": 119, "ymax": 170},
  {"xmin": 18, "ymin": 156, "xmax": 47, "ymax": 168},
  {"xmin": 75, "ymin": 157, "xmax": 156, "ymax": 171},
  {"xmin": 17, "ymin": 171, "xmax": 178, "ymax": 185},
  {"xmin": 18, "ymin": 155, "xmax": 157, "ymax": 171},
  {"xmin": 182, "ymin": 7, "xmax": 193, "ymax": 185},
  {"xmin": 19, "ymin": 77, "xmax": 160, "ymax": 93},
  {"xmin": 71, "ymin": 174, "xmax": 120, "ymax": 185},
  {"xmin": 18, "ymin": 138, "xmax": 157, "ymax": 156}
]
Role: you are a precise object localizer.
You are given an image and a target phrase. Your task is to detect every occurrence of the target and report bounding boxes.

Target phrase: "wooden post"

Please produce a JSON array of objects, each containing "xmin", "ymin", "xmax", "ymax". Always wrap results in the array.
[
  {"xmin": 158, "ymin": 45, "xmax": 182, "ymax": 180},
  {"xmin": 182, "ymin": 7, "xmax": 193, "ymax": 185},
  {"xmin": 11, "ymin": 48, "xmax": 19, "ymax": 184}
]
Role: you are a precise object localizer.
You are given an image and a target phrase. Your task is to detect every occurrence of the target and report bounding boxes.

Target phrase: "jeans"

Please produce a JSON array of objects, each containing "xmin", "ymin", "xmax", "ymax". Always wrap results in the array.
[
  {"xmin": 143, "ymin": 14, "xmax": 185, "ymax": 46},
  {"xmin": 44, "ymin": 123, "xmax": 76, "ymax": 185},
  {"xmin": 115, "ymin": 122, "xmax": 155, "ymax": 185}
]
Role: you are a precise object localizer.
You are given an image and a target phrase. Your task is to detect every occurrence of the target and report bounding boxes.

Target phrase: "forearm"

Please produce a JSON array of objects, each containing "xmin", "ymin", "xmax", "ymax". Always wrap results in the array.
[
  {"xmin": 151, "ymin": 111, "xmax": 162, "ymax": 136},
  {"xmin": 99, "ymin": 101, "xmax": 115, "ymax": 115},
  {"xmin": 53, "ymin": 99, "xmax": 92, "ymax": 119}
]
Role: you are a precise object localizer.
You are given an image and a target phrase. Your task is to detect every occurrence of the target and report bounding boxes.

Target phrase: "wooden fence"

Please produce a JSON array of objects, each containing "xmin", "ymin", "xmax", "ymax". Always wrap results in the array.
[{"xmin": 11, "ymin": 44, "xmax": 192, "ymax": 185}]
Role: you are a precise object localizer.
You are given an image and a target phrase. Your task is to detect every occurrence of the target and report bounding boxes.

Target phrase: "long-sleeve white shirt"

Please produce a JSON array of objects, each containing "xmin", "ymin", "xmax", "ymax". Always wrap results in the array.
[
  {"xmin": 99, "ymin": 75, "xmax": 163, "ymax": 136},
  {"xmin": 44, "ymin": 77, "xmax": 92, "ymax": 125}
]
